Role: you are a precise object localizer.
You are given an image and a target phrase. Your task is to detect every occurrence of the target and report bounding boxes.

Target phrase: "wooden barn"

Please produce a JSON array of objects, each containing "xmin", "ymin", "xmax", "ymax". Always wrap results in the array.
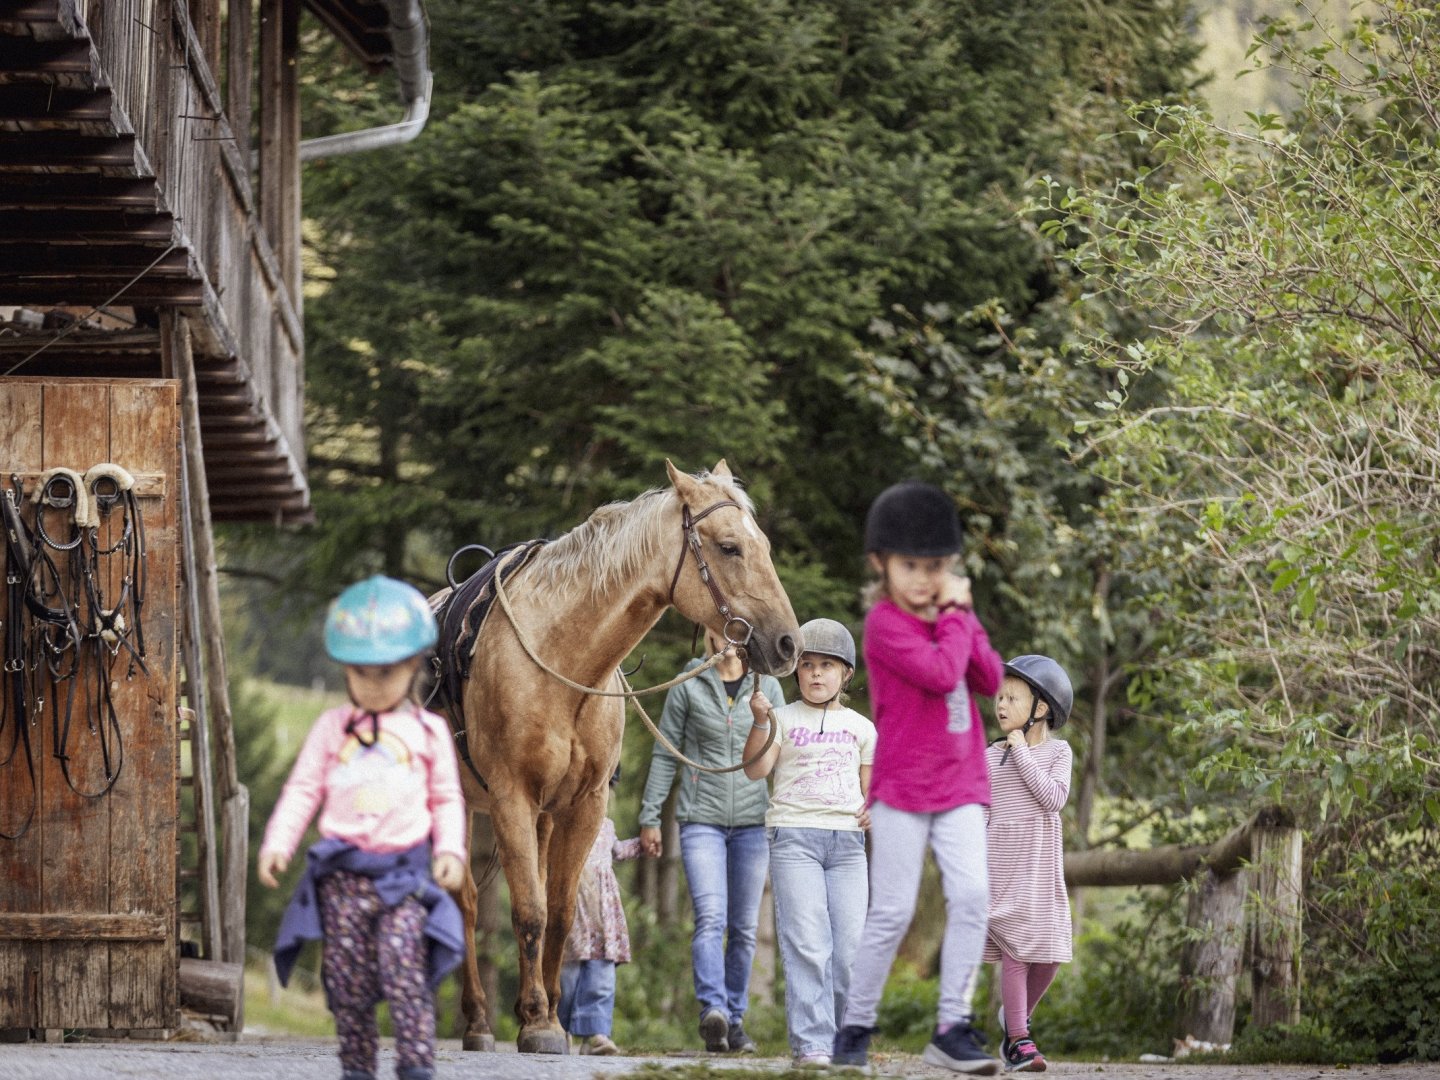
[{"xmin": 0, "ymin": 0, "xmax": 431, "ymax": 1039}]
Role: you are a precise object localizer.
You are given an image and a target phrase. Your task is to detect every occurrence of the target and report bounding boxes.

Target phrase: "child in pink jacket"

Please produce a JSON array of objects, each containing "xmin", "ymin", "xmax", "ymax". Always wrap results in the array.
[
  {"xmin": 259, "ymin": 576, "xmax": 467, "ymax": 1080},
  {"xmin": 833, "ymin": 483, "xmax": 1004, "ymax": 1075}
]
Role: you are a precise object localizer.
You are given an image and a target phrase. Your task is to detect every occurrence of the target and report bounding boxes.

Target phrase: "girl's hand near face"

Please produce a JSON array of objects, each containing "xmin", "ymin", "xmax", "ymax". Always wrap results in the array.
[
  {"xmin": 1006, "ymin": 728, "xmax": 1027, "ymax": 750},
  {"xmin": 939, "ymin": 573, "xmax": 972, "ymax": 609}
]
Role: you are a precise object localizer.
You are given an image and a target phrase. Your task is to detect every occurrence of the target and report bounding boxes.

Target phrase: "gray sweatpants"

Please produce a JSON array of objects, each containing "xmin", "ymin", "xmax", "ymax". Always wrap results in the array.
[{"xmin": 842, "ymin": 801, "xmax": 988, "ymax": 1028}]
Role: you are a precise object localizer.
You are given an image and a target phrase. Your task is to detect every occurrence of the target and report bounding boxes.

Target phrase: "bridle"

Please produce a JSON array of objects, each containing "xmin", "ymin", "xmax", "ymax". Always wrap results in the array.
[{"xmin": 667, "ymin": 500, "xmax": 753, "ymax": 651}]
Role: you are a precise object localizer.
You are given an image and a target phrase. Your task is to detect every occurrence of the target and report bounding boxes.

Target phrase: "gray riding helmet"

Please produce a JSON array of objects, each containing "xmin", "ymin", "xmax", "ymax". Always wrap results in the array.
[
  {"xmin": 799, "ymin": 618, "xmax": 856, "ymax": 669},
  {"xmin": 1003, "ymin": 654, "xmax": 1074, "ymax": 728}
]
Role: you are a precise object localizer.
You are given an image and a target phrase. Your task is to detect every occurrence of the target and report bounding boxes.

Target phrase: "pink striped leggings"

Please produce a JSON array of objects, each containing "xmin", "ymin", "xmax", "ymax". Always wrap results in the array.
[{"xmin": 1000, "ymin": 952, "xmax": 1060, "ymax": 1037}]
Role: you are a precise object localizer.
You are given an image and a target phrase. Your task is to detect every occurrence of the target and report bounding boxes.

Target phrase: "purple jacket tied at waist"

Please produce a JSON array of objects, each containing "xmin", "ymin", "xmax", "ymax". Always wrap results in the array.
[{"xmin": 272, "ymin": 838, "xmax": 464, "ymax": 991}]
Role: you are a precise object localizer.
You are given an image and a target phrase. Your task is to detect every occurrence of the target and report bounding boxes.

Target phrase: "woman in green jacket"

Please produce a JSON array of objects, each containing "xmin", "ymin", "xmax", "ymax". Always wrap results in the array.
[{"xmin": 639, "ymin": 631, "xmax": 785, "ymax": 1054}]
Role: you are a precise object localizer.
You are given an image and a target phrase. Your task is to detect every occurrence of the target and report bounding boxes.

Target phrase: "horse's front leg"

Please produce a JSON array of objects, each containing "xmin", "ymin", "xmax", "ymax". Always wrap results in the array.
[
  {"xmin": 454, "ymin": 814, "xmax": 495, "ymax": 1051},
  {"xmin": 491, "ymin": 798, "xmax": 568, "ymax": 1054},
  {"xmin": 542, "ymin": 790, "xmax": 607, "ymax": 1027}
]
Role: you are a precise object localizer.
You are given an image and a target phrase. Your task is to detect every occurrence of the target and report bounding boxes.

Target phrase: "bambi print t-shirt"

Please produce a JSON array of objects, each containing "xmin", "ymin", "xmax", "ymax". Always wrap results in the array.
[{"xmin": 764, "ymin": 700, "xmax": 877, "ymax": 831}]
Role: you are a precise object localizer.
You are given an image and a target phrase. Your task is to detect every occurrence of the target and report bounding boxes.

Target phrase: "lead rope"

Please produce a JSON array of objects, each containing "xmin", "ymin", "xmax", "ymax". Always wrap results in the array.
[
  {"xmin": 492, "ymin": 567, "xmax": 727, "ymax": 699},
  {"xmin": 618, "ymin": 667, "xmax": 777, "ymax": 775},
  {"xmin": 492, "ymin": 570, "xmax": 777, "ymax": 773}
]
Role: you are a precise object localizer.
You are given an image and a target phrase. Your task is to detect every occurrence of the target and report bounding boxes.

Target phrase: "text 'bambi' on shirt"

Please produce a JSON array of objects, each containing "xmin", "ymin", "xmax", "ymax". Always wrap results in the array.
[{"xmin": 789, "ymin": 727, "xmax": 859, "ymax": 748}]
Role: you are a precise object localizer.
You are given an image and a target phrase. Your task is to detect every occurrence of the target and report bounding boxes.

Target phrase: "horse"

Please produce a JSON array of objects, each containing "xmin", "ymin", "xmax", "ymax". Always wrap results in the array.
[{"xmin": 442, "ymin": 459, "xmax": 799, "ymax": 1054}]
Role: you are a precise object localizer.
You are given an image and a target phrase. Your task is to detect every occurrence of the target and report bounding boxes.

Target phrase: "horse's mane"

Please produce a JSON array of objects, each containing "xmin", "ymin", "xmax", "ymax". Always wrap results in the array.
[{"xmin": 532, "ymin": 470, "xmax": 755, "ymax": 603}]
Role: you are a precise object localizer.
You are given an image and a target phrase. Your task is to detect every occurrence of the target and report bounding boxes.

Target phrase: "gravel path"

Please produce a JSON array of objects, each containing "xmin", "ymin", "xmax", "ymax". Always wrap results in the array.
[{"xmin": 0, "ymin": 1037, "xmax": 1434, "ymax": 1080}]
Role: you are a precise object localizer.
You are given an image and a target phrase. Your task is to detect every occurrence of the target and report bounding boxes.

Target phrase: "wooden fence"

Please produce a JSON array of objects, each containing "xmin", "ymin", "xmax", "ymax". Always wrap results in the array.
[{"xmin": 1065, "ymin": 806, "xmax": 1303, "ymax": 1046}]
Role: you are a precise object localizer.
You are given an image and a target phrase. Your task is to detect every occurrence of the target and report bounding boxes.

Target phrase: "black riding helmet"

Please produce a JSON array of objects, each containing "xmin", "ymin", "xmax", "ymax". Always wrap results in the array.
[
  {"xmin": 1003, "ymin": 654, "xmax": 1073, "ymax": 729},
  {"xmin": 864, "ymin": 482, "xmax": 963, "ymax": 557}
]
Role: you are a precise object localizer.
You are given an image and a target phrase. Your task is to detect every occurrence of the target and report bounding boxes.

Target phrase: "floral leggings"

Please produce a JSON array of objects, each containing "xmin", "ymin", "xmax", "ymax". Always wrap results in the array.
[{"xmin": 318, "ymin": 870, "xmax": 434, "ymax": 1077}]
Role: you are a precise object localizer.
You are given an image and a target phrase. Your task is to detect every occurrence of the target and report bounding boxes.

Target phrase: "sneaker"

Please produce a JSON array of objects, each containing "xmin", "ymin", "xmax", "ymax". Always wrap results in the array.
[
  {"xmin": 578, "ymin": 1033, "xmax": 620, "ymax": 1056},
  {"xmin": 832, "ymin": 1024, "xmax": 875, "ymax": 1067},
  {"xmin": 796, "ymin": 1051, "xmax": 832, "ymax": 1067},
  {"xmin": 700, "ymin": 1007, "xmax": 730, "ymax": 1052},
  {"xmin": 1002, "ymin": 1036, "xmax": 1045, "ymax": 1072},
  {"xmin": 997, "ymin": 1007, "xmax": 1034, "ymax": 1063},
  {"xmin": 728, "ymin": 1021, "xmax": 757, "ymax": 1054},
  {"xmin": 921, "ymin": 1021, "xmax": 1001, "ymax": 1075}
]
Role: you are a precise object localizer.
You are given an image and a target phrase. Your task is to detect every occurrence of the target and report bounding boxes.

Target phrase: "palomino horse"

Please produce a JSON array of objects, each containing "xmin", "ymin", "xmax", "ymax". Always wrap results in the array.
[{"xmin": 447, "ymin": 460, "xmax": 799, "ymax": 1054}]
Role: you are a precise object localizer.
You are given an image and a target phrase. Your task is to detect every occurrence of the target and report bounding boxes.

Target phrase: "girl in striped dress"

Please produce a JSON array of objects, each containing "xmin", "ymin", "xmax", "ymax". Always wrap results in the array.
[{"xmin": 984, "ymin": 655, "xmax": 1075, "ymax": 1073}]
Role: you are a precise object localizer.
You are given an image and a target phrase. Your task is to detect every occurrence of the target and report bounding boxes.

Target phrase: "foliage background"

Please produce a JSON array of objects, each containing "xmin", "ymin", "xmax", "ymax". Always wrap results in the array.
[{"xmin": 224, "ymin": 0, "xmax": 1439, "ymax": 1061}]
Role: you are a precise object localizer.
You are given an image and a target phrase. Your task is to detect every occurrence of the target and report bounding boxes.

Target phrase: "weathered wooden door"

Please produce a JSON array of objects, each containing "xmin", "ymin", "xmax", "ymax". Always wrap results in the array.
[{"xmin": 0, "ymin": 378, "xmax": 179, "ymax": 1034}]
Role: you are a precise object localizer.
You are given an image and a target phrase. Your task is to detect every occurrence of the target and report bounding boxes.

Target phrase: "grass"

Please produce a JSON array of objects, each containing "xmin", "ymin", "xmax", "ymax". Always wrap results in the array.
[{"xmin": 243, "ymin": 964, "xmax": 336, "ymax": 1038}]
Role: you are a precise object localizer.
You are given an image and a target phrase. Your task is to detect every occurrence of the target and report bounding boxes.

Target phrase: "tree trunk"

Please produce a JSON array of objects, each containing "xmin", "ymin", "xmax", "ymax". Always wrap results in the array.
[
  {"xmin": 1177, "ymin": 868, "xmax": 1246, "ymax": 1044},
  {"xmin": 659, "ymin": 794, "xmax": 680, "ymax": 922},
  {"xmin": 1250, "ymin": 820, "xmax": 1302, "ymax": 1028}
]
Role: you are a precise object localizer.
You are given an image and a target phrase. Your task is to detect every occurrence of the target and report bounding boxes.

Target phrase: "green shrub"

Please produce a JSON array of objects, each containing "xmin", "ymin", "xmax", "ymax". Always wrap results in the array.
[{"xmin": 1226, "ymin": 1019, "xmax": 1375, "ymax": 1065}]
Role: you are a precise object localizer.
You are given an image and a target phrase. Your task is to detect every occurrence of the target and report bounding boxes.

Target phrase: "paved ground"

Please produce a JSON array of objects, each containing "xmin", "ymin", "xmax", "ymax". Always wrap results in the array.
[{"xmin": 0, "ymin": 1037, "xmax": 1435, "ymax": 1080}]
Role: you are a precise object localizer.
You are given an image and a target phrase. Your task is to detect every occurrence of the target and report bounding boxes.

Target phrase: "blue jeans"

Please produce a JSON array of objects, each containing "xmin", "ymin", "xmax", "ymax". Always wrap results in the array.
[
  {"xmin": 680, "ymin": 822, "xmax": 769, "ymax": 1021},
  {"xmin": 559, "ymin": 959, "xmax": 616, "ymax": 1037},
  {"xmin": 769, "ymin": 827, "xmax": 869, "ymax": 1058}
]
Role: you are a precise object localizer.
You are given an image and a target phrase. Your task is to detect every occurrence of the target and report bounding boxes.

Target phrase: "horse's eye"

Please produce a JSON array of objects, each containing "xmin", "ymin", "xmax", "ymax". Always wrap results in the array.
[{"xmin": 719, "ymin": 542, "xmax": 742, "ymax": 557}]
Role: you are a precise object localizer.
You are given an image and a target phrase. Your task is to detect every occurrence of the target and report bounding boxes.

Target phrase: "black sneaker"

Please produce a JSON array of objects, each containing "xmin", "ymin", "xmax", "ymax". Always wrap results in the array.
[
  {"xmin": 700, "ymin": 1007, "xmax": 730, "ymax": 1052},
  {"xmin": 727, "ymin": 1020, "xmax": 757, "ymax": 1054},
  {"xmin": 832, "ymin": 1024, "xmax": 875, "ymax": 1066},
  {"xmin": 1002, "ymin": 1035, "xmax": 1046, "ymax": 1072},
  {"xmin": 921, "ymin": 1021, "xmax": 1001, "ymax": 1075}
]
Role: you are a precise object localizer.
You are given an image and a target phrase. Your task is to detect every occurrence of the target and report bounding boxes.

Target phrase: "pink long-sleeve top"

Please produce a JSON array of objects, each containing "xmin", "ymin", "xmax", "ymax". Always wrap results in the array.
[
  {"xmin": 260, "ymin": 703, "xmax": 467, "ymax": 862},
  {"xmin": 863, "ymin": 598, "xmax": 1004, "ymax": 813}
]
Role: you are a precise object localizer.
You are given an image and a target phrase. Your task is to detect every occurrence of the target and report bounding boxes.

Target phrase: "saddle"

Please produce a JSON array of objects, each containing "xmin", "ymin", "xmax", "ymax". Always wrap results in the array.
[{"xmin": 428, "ymin": 541, "xmax": 547, "ymax": 788}]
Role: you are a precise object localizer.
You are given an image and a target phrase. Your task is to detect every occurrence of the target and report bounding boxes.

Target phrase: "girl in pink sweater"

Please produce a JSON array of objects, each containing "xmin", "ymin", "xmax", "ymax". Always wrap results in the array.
[
  {"xmin": 259, "ymin": 576, "xmax": 467, "ymax": 1080},
  {"xmin": 833, "ymin": 482, "xmax": 1004, "ymax": 1076}
]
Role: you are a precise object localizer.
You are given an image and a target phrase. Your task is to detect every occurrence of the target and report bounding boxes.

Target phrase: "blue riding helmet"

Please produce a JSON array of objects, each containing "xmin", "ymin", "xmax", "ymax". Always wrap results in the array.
[{"xmin": 325, "ymin": 575, "xmax": 439, "ymax": 665}]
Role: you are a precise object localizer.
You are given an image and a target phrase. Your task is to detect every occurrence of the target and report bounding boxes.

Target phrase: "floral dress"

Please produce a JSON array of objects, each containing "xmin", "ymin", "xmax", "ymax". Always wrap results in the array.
[{"xmin": 563, "ymin": 817, "xmax": 642, "ymax": 963}]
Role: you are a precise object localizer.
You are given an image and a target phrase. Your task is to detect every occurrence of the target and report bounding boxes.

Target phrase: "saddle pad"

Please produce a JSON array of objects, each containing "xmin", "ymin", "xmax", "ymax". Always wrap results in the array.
[{"xmin": 430, "ymin": 539, "xmax": 547, "ymax": 716}]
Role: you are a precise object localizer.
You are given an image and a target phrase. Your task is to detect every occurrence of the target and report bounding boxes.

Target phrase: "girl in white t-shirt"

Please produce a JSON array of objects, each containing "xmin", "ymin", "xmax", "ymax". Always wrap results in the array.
[{"xmin": 744, "ymin": 618, "xmax": 877, "ymax": 1066}]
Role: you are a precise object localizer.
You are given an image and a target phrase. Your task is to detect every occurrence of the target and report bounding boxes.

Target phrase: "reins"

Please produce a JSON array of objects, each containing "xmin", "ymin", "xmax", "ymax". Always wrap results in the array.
[{"xmin": 489, "ymin": 497, "xmax": 778, "ymax": 774}]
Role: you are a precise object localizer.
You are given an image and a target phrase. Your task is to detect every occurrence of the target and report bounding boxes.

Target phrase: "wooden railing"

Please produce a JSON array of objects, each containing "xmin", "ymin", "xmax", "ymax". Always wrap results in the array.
[{"xmin": 1065, "ymin": 806, "xmax": 1303, "ymax": 1046}]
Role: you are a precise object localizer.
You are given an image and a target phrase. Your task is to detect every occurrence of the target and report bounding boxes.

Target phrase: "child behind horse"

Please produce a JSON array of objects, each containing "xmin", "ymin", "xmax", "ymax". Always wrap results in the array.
[{"xmin": 559, "ymin": 769, "xmax": 652, "ymax": 1054}]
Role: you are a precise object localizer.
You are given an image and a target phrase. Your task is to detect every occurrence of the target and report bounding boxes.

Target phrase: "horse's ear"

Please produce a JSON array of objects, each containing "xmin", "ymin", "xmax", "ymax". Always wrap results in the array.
[
  {"xmin": 666, "ymin": 458, "xmax": 699, "ymax": 502},
  {"xmin": 711, "ymin": 459, "xmax": 731, "ymax": 479}
]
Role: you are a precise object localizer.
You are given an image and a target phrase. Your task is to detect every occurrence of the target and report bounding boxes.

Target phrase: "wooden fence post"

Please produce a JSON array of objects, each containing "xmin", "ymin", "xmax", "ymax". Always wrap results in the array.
[
  {"xmin": 1177, "ymin": 867, "xmax": 1247, "ymax": 1044},
  {"xmin": 1250, "ymin": 812, "xmax": 1303, "ymax": 1027}
]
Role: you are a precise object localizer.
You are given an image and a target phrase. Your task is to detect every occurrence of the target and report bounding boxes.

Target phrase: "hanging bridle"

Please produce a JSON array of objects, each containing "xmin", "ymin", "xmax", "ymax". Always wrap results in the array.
[{"xmin": 667, "ymin": 500, "xmax": 753, "ymax": 651}]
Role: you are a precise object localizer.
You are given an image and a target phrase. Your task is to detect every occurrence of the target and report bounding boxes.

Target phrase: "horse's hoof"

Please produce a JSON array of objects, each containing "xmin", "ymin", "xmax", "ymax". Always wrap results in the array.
[
  {"xmin": 462, "ymin": 1033, "xmax": 496, "ymax": 1052},
  {"xmin": 517, "ymin": 1026, "xmax": 569, "ymax": 1055}
]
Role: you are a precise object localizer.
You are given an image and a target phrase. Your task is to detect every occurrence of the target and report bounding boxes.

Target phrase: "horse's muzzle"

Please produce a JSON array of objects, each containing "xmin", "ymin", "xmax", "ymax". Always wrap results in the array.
[{"xmin": 748, "ymin": 627, "xmax": 800, "ymax": 677}]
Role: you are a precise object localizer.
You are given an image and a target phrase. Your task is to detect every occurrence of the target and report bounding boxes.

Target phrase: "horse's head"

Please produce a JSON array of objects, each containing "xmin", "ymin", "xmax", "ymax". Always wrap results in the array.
[{"xmin": 665, "ymin": 459, "xmax": 800, "ymax": 677}]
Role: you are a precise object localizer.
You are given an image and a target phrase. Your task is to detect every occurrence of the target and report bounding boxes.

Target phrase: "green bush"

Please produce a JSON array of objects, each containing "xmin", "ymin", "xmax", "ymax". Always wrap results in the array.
[
  {"xmin": 1225, "ymin": 1019, "xmax": 1376, "ymax": 1065},
  {"xmin": 1324, "ymin": 961, "xmax": 1440, "ymax": 1062}
]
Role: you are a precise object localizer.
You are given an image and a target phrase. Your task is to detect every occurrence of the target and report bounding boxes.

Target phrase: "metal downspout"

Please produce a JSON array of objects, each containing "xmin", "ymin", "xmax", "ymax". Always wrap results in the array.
[{"xmin": 299, "ymin": 0, "xmax": 432, "ymax": 161}]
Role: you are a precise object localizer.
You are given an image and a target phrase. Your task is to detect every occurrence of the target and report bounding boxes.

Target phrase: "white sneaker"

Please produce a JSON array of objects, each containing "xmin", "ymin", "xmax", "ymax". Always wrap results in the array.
[
  {"xmin": 796, "ymin": 1051, "xmax": 832, "ymax": 1067},
  {"xmin": 579, "ymin": 1034, "xmax": 619, "ymax": 1055}
]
